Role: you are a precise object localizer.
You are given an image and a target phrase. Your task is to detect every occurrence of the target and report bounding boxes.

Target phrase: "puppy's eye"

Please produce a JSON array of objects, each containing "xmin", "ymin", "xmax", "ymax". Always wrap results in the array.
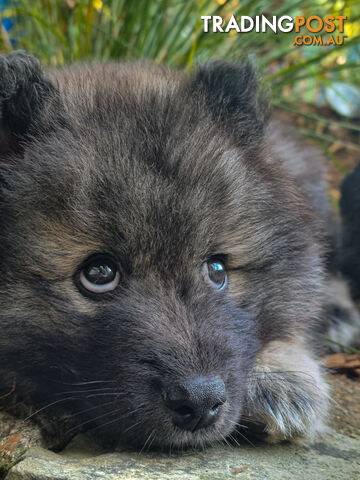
[
  {"xmin": 204, "ymin": 260, "xmax": 227, "ymax": 290},
  {"xmin": 80, "ymin": 255, "xmax": 120, "ymax": 293}
]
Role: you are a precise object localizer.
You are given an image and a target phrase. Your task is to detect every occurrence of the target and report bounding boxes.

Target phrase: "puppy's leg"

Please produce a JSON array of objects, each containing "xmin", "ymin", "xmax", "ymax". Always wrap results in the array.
[{"xmin": 243, "ymin": 339, "xmax": 329, "ymax": 443}]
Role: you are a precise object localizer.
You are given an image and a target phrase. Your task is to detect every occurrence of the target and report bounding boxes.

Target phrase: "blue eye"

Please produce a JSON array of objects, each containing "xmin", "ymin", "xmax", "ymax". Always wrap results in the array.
[{"xmin": 205, "ymin": 260, "xmax": 227, "ymax": 289}]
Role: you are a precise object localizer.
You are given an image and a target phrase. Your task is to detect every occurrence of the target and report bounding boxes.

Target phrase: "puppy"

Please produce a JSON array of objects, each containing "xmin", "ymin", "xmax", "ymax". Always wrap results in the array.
[{"xmin": 0, "ymin": 51, "xmax": 358, "ymax": 450}]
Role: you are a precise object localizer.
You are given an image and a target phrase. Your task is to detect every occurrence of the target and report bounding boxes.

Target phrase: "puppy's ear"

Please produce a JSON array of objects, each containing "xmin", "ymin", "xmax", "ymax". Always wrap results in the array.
[
  {"xmin": 192, "ymin": 61, "xmax": 270, "ymax": 145},
  {"xmin": 0, "ymin": 51, "xmax": 56, "ymax": 155}
]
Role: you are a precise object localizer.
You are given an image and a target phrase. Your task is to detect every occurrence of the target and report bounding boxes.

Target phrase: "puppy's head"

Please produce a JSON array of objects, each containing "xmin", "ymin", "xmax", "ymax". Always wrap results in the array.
[{"xmin": 0, "ymin": 52, "xmax": 323, "ymax": 449}]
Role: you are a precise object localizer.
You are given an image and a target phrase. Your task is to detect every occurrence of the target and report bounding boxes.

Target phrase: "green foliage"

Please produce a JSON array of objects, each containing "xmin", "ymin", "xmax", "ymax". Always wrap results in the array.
[{"xmin": 0, "ymin": 0, "xmax": 359, "ymax": 172}]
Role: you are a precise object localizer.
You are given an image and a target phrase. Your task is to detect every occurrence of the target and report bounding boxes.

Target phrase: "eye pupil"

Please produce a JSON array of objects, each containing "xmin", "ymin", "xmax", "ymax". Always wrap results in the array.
[
  {"xmin": 207, "ymin": 260, "xmax": 227, "ymax": 289},
  {"xmin": 86, "ymin": 264, "xmax": 115, "ymax": 284}
]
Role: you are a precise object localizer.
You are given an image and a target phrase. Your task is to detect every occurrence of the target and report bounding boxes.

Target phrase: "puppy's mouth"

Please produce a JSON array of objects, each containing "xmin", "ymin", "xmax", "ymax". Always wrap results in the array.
[
  {"xmin": 89, "ymin": 384, "xmax": 240, "ymax": 451},
  {"xmin": 90, "ymin": 403, "xmax": 236, "ymax": 451},
  {"xmin": 163, "ymin": 400, "xmax": 237, "ymax": 449}
]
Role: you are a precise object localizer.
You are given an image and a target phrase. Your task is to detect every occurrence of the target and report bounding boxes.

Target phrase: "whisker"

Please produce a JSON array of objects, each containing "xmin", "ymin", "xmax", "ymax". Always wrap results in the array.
[
  {"xmin": 219, "ymin": 432, "xmax": 233, "ymax": 450},
  {"xmin": 56, "ymin": 388, "xmax": 114, "ymax": 396},
  {"xmin": 123, "ymin": 420, "xmax": 142, "ymax": 434},
  {"xmin": 23, "ymin": 397, "xmax": 79, "ymax": 422},
  {"xmin": 139, "ymin": 429, "xmax": 155, "ymax": 454},
  {"xmin": 213, "ymin": 437, "xmax": 224, "ymax": 451},
  {"xmin": 233, "ymin": 427, "xmax": 256, "ymax": 448},
  {"xmin": 146, "ymin": 430, "xmax": 156, "ymax": 451},
  {"xmin": 66, "ymin": 406, "xmax": 125, "ymax": 434},
  {"xmin": 229, "ymin": 420, "xmax": 249, "ymax": 429},
  {"xmin": 238, "ymin": 414, "xmax": 260, "ymax": 424},
  {"xmin": 66, "ymin": 404, "xmax": 146, "ymax": 434},
  {"xmin": 54, "ymin": 380, "xmax": 116, "ymax": 386},
  {"xmin": 85, "ymin": 392, "xmax": 127, "ymax": 399},
  {"xmin": 228, "ymin": 433, "xmax": 241, "ymax": 448},
  {"xmin": 70, "ymin": 400, "xmax": 117, "ymax": 418},
  {"xmin": 249, "ymin": 370, "xmax": 318, "ymax": 380},
  {"xmin": 91, "ymin": 411, "xmax": 145, "ymax": 433}
]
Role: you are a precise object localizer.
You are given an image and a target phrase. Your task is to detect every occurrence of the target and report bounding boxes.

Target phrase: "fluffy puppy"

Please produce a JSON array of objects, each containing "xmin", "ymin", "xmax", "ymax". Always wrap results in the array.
[{"xmin": 0, "ymin": 51, "xmax": 356, "ymax": 450}]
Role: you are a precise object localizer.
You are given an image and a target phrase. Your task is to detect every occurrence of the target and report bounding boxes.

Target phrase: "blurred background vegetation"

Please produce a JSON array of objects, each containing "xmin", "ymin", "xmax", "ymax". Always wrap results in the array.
[{"xmin": 0, "ymin": 0, "xmax": 359, "ymax": 203}]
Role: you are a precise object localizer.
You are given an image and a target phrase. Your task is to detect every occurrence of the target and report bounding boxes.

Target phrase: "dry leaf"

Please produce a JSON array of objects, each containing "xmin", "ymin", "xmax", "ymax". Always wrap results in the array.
[
  {"xmin": 323, "ymin": 353, "xmax": 360, "ymax": 370},
  {"xmin": 0, "ymin": 434, "xmax": 23, "ymax": 453},
  {"xmin": 232, "ymin": 465, "xmax": 250, "ymax": 474}
]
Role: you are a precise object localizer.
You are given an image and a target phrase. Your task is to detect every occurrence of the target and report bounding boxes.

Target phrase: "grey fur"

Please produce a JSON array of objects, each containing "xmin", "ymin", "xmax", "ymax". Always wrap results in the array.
[{"xmin": 0, "ymin": 52, "xmax": 357, "ymax": 449}]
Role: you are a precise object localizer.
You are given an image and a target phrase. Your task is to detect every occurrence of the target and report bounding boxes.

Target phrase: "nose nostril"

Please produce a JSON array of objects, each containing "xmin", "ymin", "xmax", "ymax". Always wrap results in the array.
[
  {"xmin": 174, "ymin": 405, "xmax": 194, "ymax": 417},
  {"xmin": 210, "ymin": 402, "xmax": 223, "ymax": 414}
]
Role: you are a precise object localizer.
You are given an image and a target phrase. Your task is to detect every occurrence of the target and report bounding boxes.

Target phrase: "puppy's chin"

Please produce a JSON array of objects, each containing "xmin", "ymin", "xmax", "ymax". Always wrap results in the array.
[{"xmin": 90, "ymin": 401, "xmax": 241, "ymax": 451}]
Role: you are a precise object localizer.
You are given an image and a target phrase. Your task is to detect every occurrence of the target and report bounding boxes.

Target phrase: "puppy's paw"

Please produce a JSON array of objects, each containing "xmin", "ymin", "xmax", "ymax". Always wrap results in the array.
[{"xmin": 243, "ymin": 341, "xmax": 329, "ymax": 443}]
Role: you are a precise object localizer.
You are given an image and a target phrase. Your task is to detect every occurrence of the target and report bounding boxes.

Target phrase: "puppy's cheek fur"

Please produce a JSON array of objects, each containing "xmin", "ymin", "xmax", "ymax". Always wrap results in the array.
[
  {"xmin": 55, "ymin": 279, "xmax": 101, "ymax": 314},
  {"xmin": 243, "ymin": 339, "xmax": 329, "ymax": 443},
  {"xmin": 227, "ymin": 270, "xmax": 249, "ymax": 300}
]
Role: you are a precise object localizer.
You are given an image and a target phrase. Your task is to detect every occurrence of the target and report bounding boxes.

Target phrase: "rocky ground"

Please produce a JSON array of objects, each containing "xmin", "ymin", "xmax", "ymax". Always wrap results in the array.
[{"xmin": 328, "ymin": 372, "xmax": 360, "ymax": 441}]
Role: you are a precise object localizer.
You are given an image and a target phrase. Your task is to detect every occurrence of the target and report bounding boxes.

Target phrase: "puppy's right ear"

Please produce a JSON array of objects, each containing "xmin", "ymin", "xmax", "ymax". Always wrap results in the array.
[
  {"xmin": 191, "ymin": 61, "xmax": 270, "ymax": 146},
  {"xmin": 0, "ymin": 51, "xmax": 56, "ymax": 155}
]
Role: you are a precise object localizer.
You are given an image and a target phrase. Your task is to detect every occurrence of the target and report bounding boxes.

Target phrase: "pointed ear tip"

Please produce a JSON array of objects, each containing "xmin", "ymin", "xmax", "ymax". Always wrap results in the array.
[
  {"xmin": 0, "ymin": 51, "xmax": 44, "ymax": 96},
  {"xmin": 195, "ymin": 59, "xmax": 260, "ymax": 77},
  {"xmin": 191, "ymin": 60, "xmax": 271, "ymax": 144},
  {"xmin": 1, "ymin": 50, "xmax": 39, "ymax": 65},
  {"xmin": 193, "ymin": 59, "xmax": 269, "ymax": 101},
  {"xmin": 193, "ymin": 59, "xmax": 267, "ymax": 101},
  {"xmin": 0, "ymin": 51, "xmax": 56, "ymax": 140}
]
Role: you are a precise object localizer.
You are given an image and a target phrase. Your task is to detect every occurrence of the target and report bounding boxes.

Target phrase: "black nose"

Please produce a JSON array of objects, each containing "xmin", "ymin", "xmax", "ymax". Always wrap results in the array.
[{"xmin": 163, "ymin": 376, "xmax": 227, "ymax": 432}]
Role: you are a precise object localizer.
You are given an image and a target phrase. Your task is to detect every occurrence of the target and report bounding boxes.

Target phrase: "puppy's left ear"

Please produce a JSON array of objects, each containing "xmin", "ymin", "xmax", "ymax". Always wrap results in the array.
[
  {"xmin": 191, "ymin": 60, "xmax": 270, "ymax": 146},
  {"xmin": 0, "ymin": 50, "xmax": 56, "ymax": 155}
]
